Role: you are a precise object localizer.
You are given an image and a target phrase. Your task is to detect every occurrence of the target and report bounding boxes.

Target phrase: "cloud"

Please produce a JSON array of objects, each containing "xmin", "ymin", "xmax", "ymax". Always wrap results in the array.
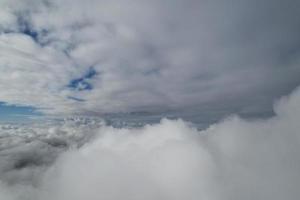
[
  {"xmin": 0, "ymin": 0, "xmax": 299, "ymax": 116},
  {"xmin": 1, "ymin": 1, "xmax": 299, "ymax": 198},
  {"xmin": 0, "ymin": 86, "xmax": 300, "ymax": 200},
  {"xmin": 0, "ymin": 117, "xmax": 102, "ymax": 186}
]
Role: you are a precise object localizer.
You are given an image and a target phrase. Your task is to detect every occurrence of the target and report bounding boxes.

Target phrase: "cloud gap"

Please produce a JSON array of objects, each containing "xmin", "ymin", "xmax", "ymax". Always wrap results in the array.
[{"xmin": 67, "ymin": 67, "xmax": 97, "ymax": 91}]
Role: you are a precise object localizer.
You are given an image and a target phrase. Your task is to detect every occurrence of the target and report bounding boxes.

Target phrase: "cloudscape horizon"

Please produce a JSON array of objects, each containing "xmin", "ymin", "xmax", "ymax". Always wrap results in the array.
[{"xmin": 0, "ymin": 0, "xmax": 300, "ymax": 199}]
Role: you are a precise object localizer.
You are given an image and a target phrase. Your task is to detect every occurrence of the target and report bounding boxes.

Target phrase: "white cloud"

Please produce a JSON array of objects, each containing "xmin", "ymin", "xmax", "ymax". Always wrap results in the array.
[
  {"xmin": 1, "ymin": 1, "xmax": 300, "ymax": 198},
  {"xmin": 0, "ymin": 86, "xmax": 300, "ymax": 200}
]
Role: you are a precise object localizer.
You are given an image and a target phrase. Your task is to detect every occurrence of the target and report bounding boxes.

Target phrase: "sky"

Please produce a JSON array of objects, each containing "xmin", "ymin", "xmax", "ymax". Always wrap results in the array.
[
  {"xmin": 0, "ymin": 102, "xmax": 38, "ymax": 122},
  {"xmin": 0, "ymin": 0, "xmax": 300, "ymax": 121}
]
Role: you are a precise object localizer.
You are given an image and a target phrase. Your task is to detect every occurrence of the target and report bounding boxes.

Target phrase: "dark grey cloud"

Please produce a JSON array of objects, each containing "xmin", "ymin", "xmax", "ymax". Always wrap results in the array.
[{"xmin": 0, "ymin": 0, "xmax": 299, "ymax": 117}]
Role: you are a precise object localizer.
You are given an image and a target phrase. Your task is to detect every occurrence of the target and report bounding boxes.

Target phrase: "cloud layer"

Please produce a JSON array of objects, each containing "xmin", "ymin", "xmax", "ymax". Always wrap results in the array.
[
  {"xmin": 1, "ymin": 1, "xmax": 300, "ymax": 199},
  {"xmin": 0, "ymin": 86, "xmax": 300, "ymax": 200},
  {"xmin": 0, "ymin": 0, "xmax": 300, "ymax": 115}
]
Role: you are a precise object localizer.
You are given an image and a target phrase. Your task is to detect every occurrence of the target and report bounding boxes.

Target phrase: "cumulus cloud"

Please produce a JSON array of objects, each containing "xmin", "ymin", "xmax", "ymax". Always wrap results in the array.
[
  {"xmin": 0, "ymin": 86, "xmax": 299, "ymax": 200},
  {"xmin": 0, "ymin": 117, "xmax": 102, "ymax": 186},
  {"xmin": 1, "ymin": 1, "xmax": 300, "ymax": 199},
  {"xmin": 0, "ymin": 0, "xmax": 299, "ymax": 116}
]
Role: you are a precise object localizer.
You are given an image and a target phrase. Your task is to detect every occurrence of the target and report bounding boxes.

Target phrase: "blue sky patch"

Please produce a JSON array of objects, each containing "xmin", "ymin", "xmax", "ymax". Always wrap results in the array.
[
  {"xmin": 17, "ymin": 16, "xmax": 39, "ymax": 42},
  {"xmin": 68, "ymin": 67, "xmax": 97, "ymax": 91},
  {"xmin": 0, "ymin": 102, "xmax": 41, "ymax": 122}
]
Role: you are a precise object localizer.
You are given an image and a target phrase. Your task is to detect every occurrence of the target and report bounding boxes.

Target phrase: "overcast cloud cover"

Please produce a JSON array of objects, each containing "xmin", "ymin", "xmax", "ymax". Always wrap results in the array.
[
  {"xmin": 1, "ymin": 0, "xmax": 300, "ymax": 200},
  {"xmin": 0, "ymin": 0, "xmax": 300, "ymax": 115}
]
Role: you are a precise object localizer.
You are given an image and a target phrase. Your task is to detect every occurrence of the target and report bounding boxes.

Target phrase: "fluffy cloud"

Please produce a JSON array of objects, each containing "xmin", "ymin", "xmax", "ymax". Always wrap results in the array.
[
  {"xmin": 1, "ymin": 1, "xmax": 300, "ymax": 198},
  {"xmin": 0, "ymin": 0, "xmax": 299, "ymax": 115},
  {"xmin": 0, "ymin": 86, "xmax": 300, "ymax": 200}
]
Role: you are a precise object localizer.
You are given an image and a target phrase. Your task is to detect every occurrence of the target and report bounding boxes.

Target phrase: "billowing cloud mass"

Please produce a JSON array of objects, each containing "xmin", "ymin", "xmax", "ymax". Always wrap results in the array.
[
  {"xmin": 1, "ymin": 0, "xmax": 300, "ymax": 199},
  {"xmin": 0, "ymin": 86, "xmax": 300, "ymax": 200},
  {"xmin": 0, "ymin": 0, "xmax": 300, "ymax": 115}
]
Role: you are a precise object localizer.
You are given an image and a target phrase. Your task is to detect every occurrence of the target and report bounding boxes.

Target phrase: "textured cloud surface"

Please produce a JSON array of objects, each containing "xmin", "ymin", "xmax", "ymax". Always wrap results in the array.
[
  {"xmin": 0, "ymin": 86, "xmax": 300, "ymax": 200},
  {"xmin": 1, "ymin": 1, "xmax": 300, "ymax": 199},
  {"xmin": 0, "ymin": 0, "xmax": 300, "ymax": 115}
]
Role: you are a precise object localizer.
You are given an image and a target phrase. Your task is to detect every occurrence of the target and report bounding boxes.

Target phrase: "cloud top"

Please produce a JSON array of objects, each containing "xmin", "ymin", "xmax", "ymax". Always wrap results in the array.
[{"xmin": 0, "ymin": 86, "xmax": 300, "ymax": 200}]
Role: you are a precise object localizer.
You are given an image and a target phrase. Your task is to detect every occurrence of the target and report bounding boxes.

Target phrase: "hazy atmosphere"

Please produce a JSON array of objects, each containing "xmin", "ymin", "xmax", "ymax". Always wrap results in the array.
[{"xmin": 0, "ymin": 0, "xmax": 300, "ymax": 199}]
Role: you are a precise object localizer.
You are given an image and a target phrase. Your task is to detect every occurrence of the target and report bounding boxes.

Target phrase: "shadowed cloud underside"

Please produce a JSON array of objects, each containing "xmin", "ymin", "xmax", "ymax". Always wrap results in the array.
[{"xmin": 0, "ymin": 0, "xmax": 299, "ymax": 117}]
